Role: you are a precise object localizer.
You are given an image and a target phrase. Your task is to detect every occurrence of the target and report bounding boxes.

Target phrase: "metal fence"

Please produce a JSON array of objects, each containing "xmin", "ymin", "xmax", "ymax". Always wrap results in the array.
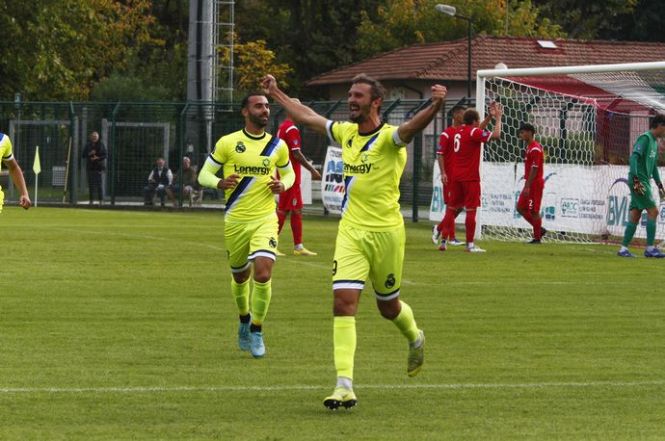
[{"xmin": 0, "ymin": 99, "xmax": 470, "ymax": 219}]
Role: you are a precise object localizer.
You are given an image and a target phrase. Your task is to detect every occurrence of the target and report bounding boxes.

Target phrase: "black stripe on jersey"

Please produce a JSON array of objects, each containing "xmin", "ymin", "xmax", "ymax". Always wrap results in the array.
[
  {"xmin": 360, "ymin": 133, "xmax": 380, "ymax": 152},
  {"xmin": 2, "ymin": 154, "xmax": 13, "ymax": 159},
  {"xmin": 260, "ymin": 135, "xmax": 280, "ymax": 156},
  {"xmin": 207, "ymin": 154, "xmax": 223, "ymax": 165},
  {"xmin": 341, "ymin": 175, "xmax": 353, "ymax": 210},
  {"xmin": 225, "ymin": 176, "xmax": 253, "ymax": 211},
  {"xmin": 276, "ymin": 160, "xmax": 290, "ymax": 168}
]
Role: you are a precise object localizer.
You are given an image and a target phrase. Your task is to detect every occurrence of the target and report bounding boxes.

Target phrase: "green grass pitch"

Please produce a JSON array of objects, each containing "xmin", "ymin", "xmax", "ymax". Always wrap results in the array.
[{"xmin": 1, "ymin": 207, "xmax": 664, "ymax": 440}]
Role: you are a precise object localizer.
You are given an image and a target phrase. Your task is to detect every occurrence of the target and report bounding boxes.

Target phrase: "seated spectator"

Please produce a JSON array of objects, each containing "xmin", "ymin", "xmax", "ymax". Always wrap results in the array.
[
  {"xmin": 173, "ymin": 156, "xmax": 202, "ymax": 206},
  {"xmin": 143, "ymin": 157, "xmax": 176, "ymax": 207}
]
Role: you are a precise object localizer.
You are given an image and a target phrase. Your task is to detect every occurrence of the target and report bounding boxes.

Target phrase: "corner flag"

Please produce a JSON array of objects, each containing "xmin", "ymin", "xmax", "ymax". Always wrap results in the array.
[{"xmin": 33, "ymin": 146, "xmax": 41, "ymax": 175}]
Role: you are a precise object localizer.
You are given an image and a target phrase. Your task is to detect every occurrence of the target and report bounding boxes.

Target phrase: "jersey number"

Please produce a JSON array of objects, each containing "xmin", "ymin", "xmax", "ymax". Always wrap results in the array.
[{"xmin": 453, "ymin": 133, "xmax": 461, "ymax": 152}]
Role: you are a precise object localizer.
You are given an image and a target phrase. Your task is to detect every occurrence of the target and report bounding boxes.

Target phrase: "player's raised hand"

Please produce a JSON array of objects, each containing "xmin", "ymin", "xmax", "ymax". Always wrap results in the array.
[
  {"xmin": 267, "ymin": 176, "xmax": 286, "ymax": 194},
  {"xmin": 311, "ymin": 168, "xmax": 322, "ymax": 180},
  {"xmin": 431, "ymin": 85, "xmax": 447, "ymax": 104},
  {"xmin": 218, "ymin": 173, "xmax": 240, "ymax": 190},
  {"xmin": 261, "ymin": 75, "xmax": 278, "ymax": 95},
  {"xmin": 489, "ymin": 102, "xmax": 503, "ymax": 118}
]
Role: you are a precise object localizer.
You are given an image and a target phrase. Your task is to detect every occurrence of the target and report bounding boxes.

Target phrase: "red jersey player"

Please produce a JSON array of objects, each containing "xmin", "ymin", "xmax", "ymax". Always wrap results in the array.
[
  {"xmin": 439, "ymin": 103, "xmax": 502, "ymax": 253},
  {"xmin": 432, "ymin": 105, "xmax": 465, "ymax": 246},
  {"xmin": 516, "ymin": 123, "xmax": 547, "ymax": 243},
  {"xmin": 276, "ymin": 104, "xmax": 322, "ymax": 256}
]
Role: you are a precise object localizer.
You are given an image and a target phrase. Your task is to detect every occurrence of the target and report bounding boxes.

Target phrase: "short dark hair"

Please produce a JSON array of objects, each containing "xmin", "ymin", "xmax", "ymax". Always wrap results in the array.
[
  {"xmin": 650, "ymin": 113, "xmax": 665, "ymax": 129},
  {"xmin": 519, "ymin": 122, "xmax": 536, "ymax": 133},
  {"xmin": 351, "ymin": 73, "xmax": 385, "ymax": 101},
  {"xmin": 463, "ymin": 109, "xmax": 480, "ymax": 125},
  {"xmin": 240, "ymin": 91, "xmax": 267, "ymax": 110},
  {"xmin": 451, "ymin": 105, "xmax": 466, "ymax": 115}
]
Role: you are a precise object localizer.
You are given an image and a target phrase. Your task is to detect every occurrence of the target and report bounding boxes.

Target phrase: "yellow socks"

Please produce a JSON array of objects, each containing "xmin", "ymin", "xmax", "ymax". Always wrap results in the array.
[
  {"xmin": 392, "ymin": 301, "xmax": 420, "ymax": 343},
  {"xmin": 251, "ymin": 279, "xmax": 272, "ymax": 325},
  {"xmin": 333, "ymin": 316, "xmax": 356, "ymax": 379},
  {"xmin": 231, "ymin": 278, "xmax": 250, "ymax": 316}
]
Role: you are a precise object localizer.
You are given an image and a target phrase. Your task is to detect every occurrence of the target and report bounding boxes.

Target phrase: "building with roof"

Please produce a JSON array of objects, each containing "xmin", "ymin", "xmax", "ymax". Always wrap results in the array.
[{"xmin": 307, "ymin": 35, "xmax": 665, "ymax": 101}]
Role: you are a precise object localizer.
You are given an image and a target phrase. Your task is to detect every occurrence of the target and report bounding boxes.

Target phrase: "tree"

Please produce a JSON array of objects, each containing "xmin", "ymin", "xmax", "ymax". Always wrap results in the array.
[
  {"xmin": 533, "ymin": 0, "xmax": 637, "ymax": 39},
  {"xmin": 356, "ymin": 0, "xmax": 564, "ymax": 59},
  {"xmin": 219, "ymin": 36, "xmax": 292, "ymax": 95},
  {"xmin": 0, "ymin": 0, "xmax": 159, "ymax": 100}
]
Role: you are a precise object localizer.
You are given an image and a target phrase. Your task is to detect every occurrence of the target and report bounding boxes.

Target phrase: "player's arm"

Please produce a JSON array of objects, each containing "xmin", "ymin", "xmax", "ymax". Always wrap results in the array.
[
  {"xmin": 437, "ymin": 153, "xmax": 447, "ymax": 185},
  {"xmin": 487, "ymin": 103, "xmax": 503, "ymax": 140},
  {"xmin": 292, "ymin": 149, "xmax": 322, "ymax": 180},
  {"xmin": 198, "ymin": 147, "xmax": 240, "ymax": 190},
  {"xmin": 4, "ymin": 158, "xmax": 31, "ymax": 209},
  {"xmin": 522, "ymin": 162, "xmax": 539, "ymax": 196},
  {"xmin": 262, "ymin": 75, "xmax": 328, "ymax": 135},
  {"xmin": 269, "ymin": 161, "xmax": 295, "ymax": 194},
  {"xmin": 437, "ymin": 132, "xmax": 450, "ymax": 184},
  {"xmin": 629, "ymin": 140, "xmax": 646, "ymax": 194},
  {"xmin": 479, "ymin": 102, "xmax": 496, "ymax": 130},
  {"xmin": 397, "ymin": 85, "xmax": 447, "ymax": 144},
  {"xmin": 653, "ymin": 164, "xmax": 665, "ymax": 198}
]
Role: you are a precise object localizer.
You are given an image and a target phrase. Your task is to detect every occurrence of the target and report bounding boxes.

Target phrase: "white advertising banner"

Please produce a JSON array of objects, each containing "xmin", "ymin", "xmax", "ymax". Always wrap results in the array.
[
  {"xmin": 321, "ymin": 146, "xmax": 344, "ymax": 215},
  {"xmin": 429, "ymin": 162, "xmax": 665, "ymax": 238}
]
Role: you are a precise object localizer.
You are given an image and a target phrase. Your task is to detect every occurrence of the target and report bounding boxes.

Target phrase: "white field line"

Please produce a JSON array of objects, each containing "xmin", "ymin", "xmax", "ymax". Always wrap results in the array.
[{"xmin": 2, "ymin": 380, "xmax": 664, "ymax": 394}]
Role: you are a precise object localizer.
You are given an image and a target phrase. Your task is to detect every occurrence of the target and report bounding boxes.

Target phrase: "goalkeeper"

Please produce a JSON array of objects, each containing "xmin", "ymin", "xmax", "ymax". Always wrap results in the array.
[{"xmin": 618, "ymin": 113, "xmax": 665, "ymax": 258}]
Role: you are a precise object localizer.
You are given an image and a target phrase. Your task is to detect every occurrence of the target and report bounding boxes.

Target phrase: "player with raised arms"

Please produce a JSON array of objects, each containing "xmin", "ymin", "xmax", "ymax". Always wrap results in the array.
[
  {"xmin": 439, "ymin": 104, "xmax": 502, "ymax": 253},
  {"xmin": 0, "ymin": 132, "xmax": 32, "ymax": 213},
  {"xmin": 262, "ymin": 73, "xmax": 446, "ymax": 410},
  {"xmin": 198, "ymin": 92, "xmax": 295, "ymax": 358},
  {"xmin": 516, "ymin": 123, "xmax": 547, "ymax": 244},
  {"xmin": 617, "ymin": 113, "xmax": 665, "ymax": 258}
]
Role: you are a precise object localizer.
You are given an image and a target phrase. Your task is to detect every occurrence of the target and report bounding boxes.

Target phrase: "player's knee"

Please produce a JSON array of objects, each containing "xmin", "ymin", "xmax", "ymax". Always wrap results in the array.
[
  {"xmin": 377, "ymin": 298, "xmax": 401, "ymax": 320},
  {"xmin": 253, "ymin": 268, "xmax": 272, "ymax": 283},
  {"xmin": 332, "ymin": 294, "xmax": 358, "ymax": 316},
  {"xmin": 232, "ymin": 270, "xmax": 250, "ymax": 284}
]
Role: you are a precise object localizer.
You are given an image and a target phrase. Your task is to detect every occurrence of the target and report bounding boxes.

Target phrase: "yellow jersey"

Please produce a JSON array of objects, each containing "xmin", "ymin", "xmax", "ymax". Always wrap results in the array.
[
  {"xmin": 199, "ymin": 129, "xmax": 293, "ymax": 222},
  {"xmin": 0, "ymin": 133, "xmax": 15, "ymax": 191},
  {"xmin": 327, "ymin": 121, "xmax": 406, "ymax": 231}
]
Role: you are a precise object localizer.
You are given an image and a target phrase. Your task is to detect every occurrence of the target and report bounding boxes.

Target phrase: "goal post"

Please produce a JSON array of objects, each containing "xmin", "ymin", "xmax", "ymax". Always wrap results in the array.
[{"xmin": 475, "ymin": 61, "xmax": 665, "ymax": 243}]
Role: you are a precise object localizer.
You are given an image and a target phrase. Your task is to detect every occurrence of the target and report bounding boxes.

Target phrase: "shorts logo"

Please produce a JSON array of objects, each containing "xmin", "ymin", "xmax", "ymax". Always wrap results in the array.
[
  {"xmin": 385, "ymin": 273, "xmax": 396, "ymax": 289},
  {"xmin": 235, "ymin": 142, "xmax": 246, "ymax": 153},
  {"xmin": 262, "ymin": 158, "xmax": 271, "ymax": 167},
  {"xmin": 332, "ymin": 260, "xmax": 338, "ymax": 276},
  {"xmin": 269, "ymin": 237, "xmax": 277, "ymax": 248},
  {"xmin": 292, "ymin": 197, "xmax": 298, "ymax": 206}
]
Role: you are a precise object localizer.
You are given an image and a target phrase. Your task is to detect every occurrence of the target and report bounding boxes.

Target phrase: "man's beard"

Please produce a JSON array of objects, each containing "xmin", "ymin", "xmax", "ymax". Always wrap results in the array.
[{"xmin": 249, "ymin": 113, "xmax": 268, "ymax": 128}]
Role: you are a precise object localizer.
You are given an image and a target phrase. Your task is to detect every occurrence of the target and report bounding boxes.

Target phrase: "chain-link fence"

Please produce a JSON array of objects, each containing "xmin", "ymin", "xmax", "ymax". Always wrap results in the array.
[{"xmin": 0, "ymin": 99, "xmax": 470, "ymax": 219}]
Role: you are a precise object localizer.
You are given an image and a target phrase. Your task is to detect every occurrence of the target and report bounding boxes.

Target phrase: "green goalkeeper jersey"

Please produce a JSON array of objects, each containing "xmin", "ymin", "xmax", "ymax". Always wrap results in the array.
[{"xmin": 629, "ymin": 130, "xmax": 661, "ymax": 184}]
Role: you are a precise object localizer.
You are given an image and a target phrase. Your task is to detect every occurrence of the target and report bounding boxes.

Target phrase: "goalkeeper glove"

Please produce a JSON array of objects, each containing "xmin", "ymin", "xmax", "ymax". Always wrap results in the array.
[{"xmin": 633, "ymin": 176, "xmax": 646, "ymax": 195}]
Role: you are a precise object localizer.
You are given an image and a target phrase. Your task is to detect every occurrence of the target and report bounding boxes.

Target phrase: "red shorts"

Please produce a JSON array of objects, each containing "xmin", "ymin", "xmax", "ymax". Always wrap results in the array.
[
  {"xmin": 278, "ymin": 185, "xmax": 303, "ymax": 211},
  {"xmin": 449, "ymin": 180, "xmax": 481, "ymax": 209},
  {"xmin": 517, "ymin": 184, "xmax": 543, "ymax": 213}
]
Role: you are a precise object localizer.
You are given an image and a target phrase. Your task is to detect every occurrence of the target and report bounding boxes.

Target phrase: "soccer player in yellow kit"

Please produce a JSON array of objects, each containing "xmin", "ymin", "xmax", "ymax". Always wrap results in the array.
[
  {"xmin": 0, "ymin": 132, "xmax": 32, "ymax": 212},
  {"xmin": 198, "ymin": 93, "xmax": 295, "ymax": 358},
  {"xmin": 263, "ymin": 74, "xmax": 447, "ymax": 409}
]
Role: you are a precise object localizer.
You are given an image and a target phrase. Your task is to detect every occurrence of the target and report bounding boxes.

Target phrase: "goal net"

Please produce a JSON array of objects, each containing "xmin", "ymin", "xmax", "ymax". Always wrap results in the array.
[{"xmin": 477, "ymin": 61, "xmax": 665, "ymax": 243}]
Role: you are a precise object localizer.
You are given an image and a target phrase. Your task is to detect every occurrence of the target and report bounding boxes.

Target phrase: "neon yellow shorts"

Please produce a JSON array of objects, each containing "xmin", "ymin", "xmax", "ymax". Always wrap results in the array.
[
  {"xmin": 332, "ymin": 221, "xmax": 405, "ymax": 300},
  {"xmin": 224, "ymin": 213, "xmax": 279, "ymax": 273}
]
